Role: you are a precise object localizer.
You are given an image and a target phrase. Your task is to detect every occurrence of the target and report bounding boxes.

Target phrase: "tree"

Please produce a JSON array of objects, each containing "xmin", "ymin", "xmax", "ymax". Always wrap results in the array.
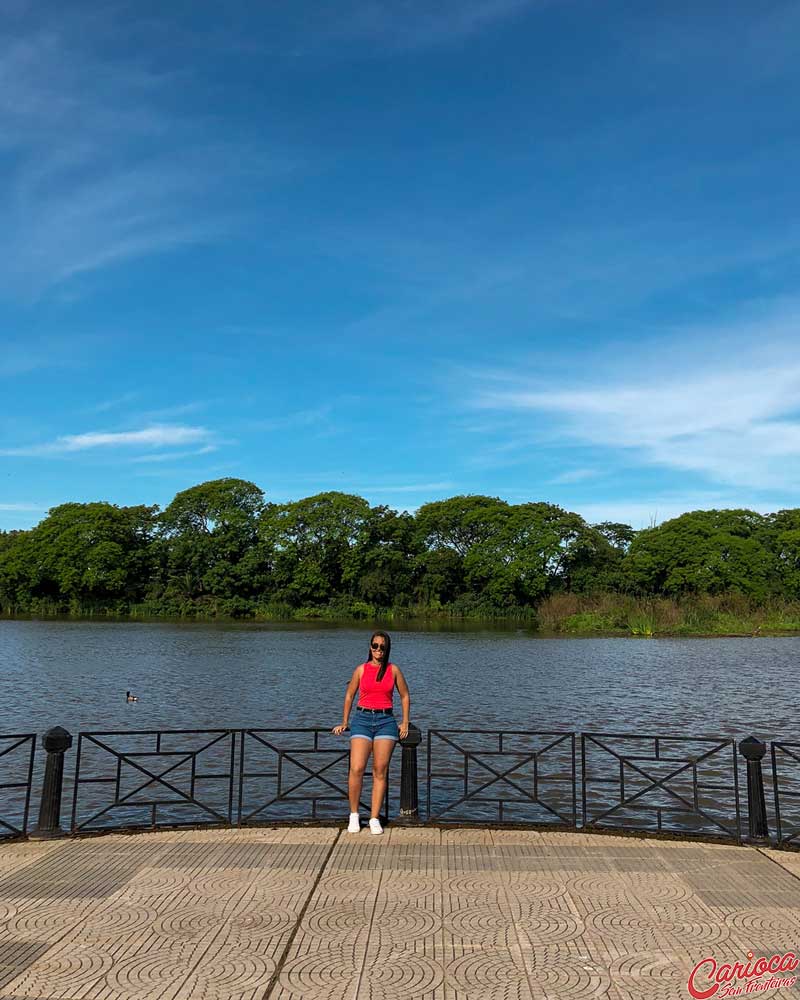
[
  {"xmin": 158, "ymin": 479, "xmax": 266, "ymax": 601},
  {"xmin": 258, "ymin": 492, "xmax": 375, "ymax": 605},
  {"xmin": 766, "ymin": 509, "xmax": 800, "ymax": 598},
  {"xmin": 0, "ymin": 503, "xmax": 157, "ymax": 607},
  {"xmin": 414, "ymin": 495, "xmax": 511, "ymax": 557},
  {"xmin": 623, "ymin": 509, "xmax": 773, "ymax": 598},
  {"xmin": 593, "ymin": 522, "xmax": 636, "ymax": 553},
  {"xmin": 465, "ymin": 503, "xmax": 592, "ymax": 605}
]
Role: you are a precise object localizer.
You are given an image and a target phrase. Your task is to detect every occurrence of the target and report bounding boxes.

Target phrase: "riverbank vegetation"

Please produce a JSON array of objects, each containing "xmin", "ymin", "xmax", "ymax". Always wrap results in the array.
[{"xmin": 2, "ymin": 478, "xmax": 800, "ymax": 634}]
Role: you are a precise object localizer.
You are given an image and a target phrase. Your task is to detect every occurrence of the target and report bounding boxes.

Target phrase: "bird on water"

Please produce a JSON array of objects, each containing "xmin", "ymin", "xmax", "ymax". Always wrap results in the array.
[{"xmin": 126, "ymin": 691, "xmax": 138, "ymax": 702}]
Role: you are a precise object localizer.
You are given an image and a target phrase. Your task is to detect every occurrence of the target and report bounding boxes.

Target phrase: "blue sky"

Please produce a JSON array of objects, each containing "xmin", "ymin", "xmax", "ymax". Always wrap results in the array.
[{"xmin": 3, "ymin": 0, "xmax": 800, "ymax": 531}]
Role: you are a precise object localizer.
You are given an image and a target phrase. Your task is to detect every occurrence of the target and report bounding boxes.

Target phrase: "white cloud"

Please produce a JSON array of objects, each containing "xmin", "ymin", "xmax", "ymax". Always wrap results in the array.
[
  {"xmin": 1, "ymin": 424, "xmax": 214, "ymax": 457},
  {"xmin": 472, "ymin": 304, "xmax": 800, "ymax": 492},
  {"xmin": 0, "ymin": 503, "xmax": 47, "ymax": 512},
  {"xmin": 339, "ymin": 0, "xmax": 537, "ymax": 50},
  {"xmin": 0, "ymin": 10, "xmax": 292, "ymax": 298},
  {"xmin": 130, "ymin": 445, "xmax": 217, "ymax": 464},
  {"xmin": 547, "ymin": 468, "xmax": 599, "ymax": 485}
]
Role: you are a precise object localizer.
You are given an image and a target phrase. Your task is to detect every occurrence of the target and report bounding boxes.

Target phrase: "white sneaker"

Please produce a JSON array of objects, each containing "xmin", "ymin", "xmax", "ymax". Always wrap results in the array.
[
  {"xmin": 369, "ymin": 817, "xmax": 383, "ymax": 836},
  {"xmin": 347, "ymin": 812, "xmax": 360, "ymax": 833}
]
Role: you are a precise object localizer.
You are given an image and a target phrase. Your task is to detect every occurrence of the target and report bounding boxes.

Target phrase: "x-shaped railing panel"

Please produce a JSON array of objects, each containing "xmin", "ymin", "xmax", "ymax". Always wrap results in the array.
[
  {"xmin": 239, "ymin": 729, "xmax": 387, "ymax": 823},
  {"xmin": 771, "ymin": 741, "xmax": 800, "ymax": 846},
  {"xmin": 427, "ymin": 729, "xmax": 576, "ymax": 825},
  {"xmin": 0, "ymin": 734, "xmax": 36, "ymax": 838},
  {"xmin": 71, "ymin": 729, "xmax": 236, "ymax": 832},
  {"xmin": 581, "ymin": 732, "xmax": 741, "ymax": 841}
]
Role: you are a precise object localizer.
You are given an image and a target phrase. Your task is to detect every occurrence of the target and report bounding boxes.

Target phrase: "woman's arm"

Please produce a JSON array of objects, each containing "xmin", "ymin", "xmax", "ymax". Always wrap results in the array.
[
  {"xmin": 394, "ymin": 665, "xmax": 410, "ymax": 740},
  {"xmin": 332, "ymin": 666, "xmax": 362, "ymax": 735}
]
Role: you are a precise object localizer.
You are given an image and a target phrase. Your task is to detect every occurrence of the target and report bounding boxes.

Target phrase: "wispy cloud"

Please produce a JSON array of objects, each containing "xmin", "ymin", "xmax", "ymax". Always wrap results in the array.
[
  {"xmin": 547, "ymin": 468, "xmax": 600, "ymax": 485},
  {"xmin": 0, "ymin": 503, "xmax": 48, "ymax": 512},
  {"xmin": 1, "ymin": 424, "xmax": 215, "ymax": 457},
  {"xmin": 331, "ymin": 0, "xmax": 539, "ymax": 51},
  {"xmin": 130, "ymin": 445, "xmax": 217, "ymax": 464},
  {"xmin": 248, "ymin": 407, "xmax": 332, "ymax": 432},
  {"xmin": 471, "ymin": 302, "xmax": 800, "ymax": 492},
  {"xmin": 0, "ymin": 9, "xmax": 289, "ymax": 298},
  {"xmin": 85, "ymin": 391, "xmax": 141, "ymax": 414}
]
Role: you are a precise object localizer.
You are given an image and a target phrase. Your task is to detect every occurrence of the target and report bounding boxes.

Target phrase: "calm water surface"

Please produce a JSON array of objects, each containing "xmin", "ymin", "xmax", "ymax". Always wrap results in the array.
[{"xmin": 1, "ymin": 619, "xmax": 797, "ymax": 742}]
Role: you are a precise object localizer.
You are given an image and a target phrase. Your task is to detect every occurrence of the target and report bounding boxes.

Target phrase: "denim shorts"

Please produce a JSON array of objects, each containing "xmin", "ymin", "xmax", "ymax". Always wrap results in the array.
[{"xmin": 350, "ymin": 708, "xmax": 399, "ymax": 742}]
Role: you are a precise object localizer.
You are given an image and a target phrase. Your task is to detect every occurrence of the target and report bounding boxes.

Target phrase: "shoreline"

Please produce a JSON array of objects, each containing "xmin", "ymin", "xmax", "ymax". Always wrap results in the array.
[{"xmin": 2, "ymin": 609, "xmax": 800, "ymax": 637}]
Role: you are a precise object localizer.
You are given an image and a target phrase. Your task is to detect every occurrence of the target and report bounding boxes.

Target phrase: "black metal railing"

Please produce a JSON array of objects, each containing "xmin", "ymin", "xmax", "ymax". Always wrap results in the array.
[
  {"xmin": 239, "ymin": 728, "xmax": 387, "ymax": 824},
  {"xmin": 6, "ymin": 723, "xmax": 798, "ymax": 846},
  {"xmin": 427, "ymin": 729, "xmax": 576, "ymax": 826},
  {"xmin": 581, "ymin": 732, "xmax": 742, "ymax": 842},
  {"xmin": 0, "ymin": 734, "xmax": 36, "ymax": 838},
  {"xmin": 70, "ymin": 729, "xmax": 237, "ymax": 833},
  {"xmin": 771, "ymin": 741, "xmax": 800, "ymax": 847}
]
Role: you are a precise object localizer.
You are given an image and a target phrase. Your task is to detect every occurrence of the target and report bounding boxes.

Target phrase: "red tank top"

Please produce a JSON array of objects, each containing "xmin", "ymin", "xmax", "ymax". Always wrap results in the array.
[{"xmin": 358, "ymin": 662, "xmax": 395, "ymax": 709}]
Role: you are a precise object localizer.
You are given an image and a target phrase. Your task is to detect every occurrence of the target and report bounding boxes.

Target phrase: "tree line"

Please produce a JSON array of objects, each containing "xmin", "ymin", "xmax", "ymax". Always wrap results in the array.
[{"xmin": 1, "ymin": 477, "xmax": 799, "ymax": 619}]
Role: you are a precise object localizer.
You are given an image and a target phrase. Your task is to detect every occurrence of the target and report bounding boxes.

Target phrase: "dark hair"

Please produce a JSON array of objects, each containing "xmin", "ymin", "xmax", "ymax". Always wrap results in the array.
[{"xmin": 368, "ymin": 630, "xmax": 391, "ymax": 682}]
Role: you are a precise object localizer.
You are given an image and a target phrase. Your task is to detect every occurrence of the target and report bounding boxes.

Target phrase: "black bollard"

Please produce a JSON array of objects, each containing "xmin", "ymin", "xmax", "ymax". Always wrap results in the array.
[
  {"xmin": 739, "ymin": 735, "xmax": 769, "ymax": 842},
  {"xmin": 30, "ymin": 727, "xmax": 73, "ymax": 840},
  {"xmin": 396, "ymin": 724, "xmax": 422, "ymax": 824}
]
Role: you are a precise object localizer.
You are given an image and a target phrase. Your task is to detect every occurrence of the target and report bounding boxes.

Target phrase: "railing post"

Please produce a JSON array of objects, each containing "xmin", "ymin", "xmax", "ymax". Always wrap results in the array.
[
  {"xmin": 396, "ymin": 724, "xmax": 422, "ymax": 824},
  {"xmin": 739, "ymin": 735, "xmax": 769, "ymax": 842},
  {"xmin": 30, "ymin": 727, "xmax": 73, "ymax": 840}
]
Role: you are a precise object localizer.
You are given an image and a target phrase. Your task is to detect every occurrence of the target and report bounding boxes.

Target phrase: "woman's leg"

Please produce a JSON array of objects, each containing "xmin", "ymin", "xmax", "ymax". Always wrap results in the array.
[
  {"xmin": 349, "ymin": 738, "xmax": 372, "ymax": 813},
  {"xmin": 370, "ymin": 739, "xmax": 395, "ymax": 819}
]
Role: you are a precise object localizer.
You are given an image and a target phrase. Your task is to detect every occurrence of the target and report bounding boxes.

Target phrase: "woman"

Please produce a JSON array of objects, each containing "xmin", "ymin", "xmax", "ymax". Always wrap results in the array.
[{"xmin": 332, "ymin": 630, "xmax": 410, "ymax": 834}]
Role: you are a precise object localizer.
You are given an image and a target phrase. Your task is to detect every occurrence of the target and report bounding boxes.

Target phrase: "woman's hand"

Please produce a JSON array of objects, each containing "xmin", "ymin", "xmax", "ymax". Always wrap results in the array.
[
  {"xmin": 399, "ymin": 721, "xmax": 409, "ymax": 740},
  {"xmin": 332, "ymin": 724, "xmax": 347, "ymax": 735}
]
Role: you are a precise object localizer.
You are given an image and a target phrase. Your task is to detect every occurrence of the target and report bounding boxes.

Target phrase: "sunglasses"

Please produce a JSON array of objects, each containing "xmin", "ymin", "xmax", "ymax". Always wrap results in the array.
[{"xmin": 370, "ymin": 642, "xmax": 387, "ymax": 651}]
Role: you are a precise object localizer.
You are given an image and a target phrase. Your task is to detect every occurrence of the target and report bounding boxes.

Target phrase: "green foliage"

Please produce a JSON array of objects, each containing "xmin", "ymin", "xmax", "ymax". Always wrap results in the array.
[
  {"xmin": 624, "ymin": 509, "xmax": 774, "ymax": 599},
  {"xmin": 4, "ymin": 479, "xmax": 800, "ymax": 628},
  {"xmin": 464, "ymin": 503, "xmax": 595, "ymax": 604},
  {"xmin": 0, "ymin": 502, "xmax": 157, "ymax": 611}
]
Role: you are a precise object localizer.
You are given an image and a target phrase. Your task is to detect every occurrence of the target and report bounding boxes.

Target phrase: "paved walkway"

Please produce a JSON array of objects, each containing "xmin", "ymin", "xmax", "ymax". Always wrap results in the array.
[{"xmin": 0, "ymin": 826, "xmax": 799, "ymax": 999}]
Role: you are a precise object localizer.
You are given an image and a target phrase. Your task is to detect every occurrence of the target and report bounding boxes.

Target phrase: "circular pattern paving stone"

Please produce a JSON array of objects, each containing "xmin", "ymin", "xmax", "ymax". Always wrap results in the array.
[
  {"xmin": 567, "ymin": 872, "xmax": 692, "ymax": 905},
  {"xmin": 83, "ymin": 902, "xmax": 158, "ymax": 935},
  {"xmin": 584, "ymin": 907, "xmax": 664, "ymax": 948},
  {"xmin": 304, "ymin": 903, "xmax": 370, "ymax": 942},
  {"xmin": 315, "ymin": 871, "xmax": 380, "ymax": 902},
  {"xmin": 29, "ymin": 945, "xmax": 113, "ymax": 992},
  {"xmin": 447, "ymin": 950, "xmax": 530, "ymax": 999},
  {"xmin": 127, "ymin": 869, "xmax": 193, "ymax": 896},
  {"xmin": 527, "ymin": 957, "xmax": 611, "ymax": 1000},
  {"xmin": 380, "ymin": 873, "xmax": 440, "ymax": 899},
  {"xmin": 515, "ymin": 910, "xmax": 583, "ymax": 945},
  {"xmin": 609, "ymin": 951, "xmax": 689, "ymax": 1000},
  {"xmin": 725, "ymin": 908, "xmax": 800, "ymax": 950},
  {"xmin": 227, "ymin": 906, "xmax": 298, "ymax": 941},
  {"xmin": 152, "ymin": 907, "xmax": 223, "ymax": 941},
  {"xmin": 362, "ymin": 954, "xmax": 445, "ymax": 998},
  {"xmin": 371, "ymin": 903, "xmax": 441, "ymax": 943},
  {"xmin": 443, "ymin": 874, "xmax": 506, "ymax": 900},
  {"xmin": 278, "ymin": 949, "xmax": 359, "ymax": 1000},
  {"xmin": 106, "ymin": 949, "xmax": 187, "ymax": 997},
  {"xmin": 192, "ymin": 950, "xmax": 275, "ymax": 992},
  {"xmin": 444, "ymin": 908, "xmax": 516, "ymax": 946}
]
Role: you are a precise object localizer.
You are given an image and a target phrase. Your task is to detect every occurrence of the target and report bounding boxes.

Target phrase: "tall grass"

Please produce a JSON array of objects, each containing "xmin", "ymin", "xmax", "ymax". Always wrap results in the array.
[{"xmin": 535, "ymin": 592, "xmax": 800, "ymax": 636}]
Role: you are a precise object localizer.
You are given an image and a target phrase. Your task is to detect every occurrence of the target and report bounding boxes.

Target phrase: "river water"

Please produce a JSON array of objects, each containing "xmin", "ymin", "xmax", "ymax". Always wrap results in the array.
[
  {"xmin": 1, "ymin": 620, "xmax": 797, "ymax": 834},
  {"xmin": 1, "ymin": 619, "xmax": 797, "ymax": 739}
]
